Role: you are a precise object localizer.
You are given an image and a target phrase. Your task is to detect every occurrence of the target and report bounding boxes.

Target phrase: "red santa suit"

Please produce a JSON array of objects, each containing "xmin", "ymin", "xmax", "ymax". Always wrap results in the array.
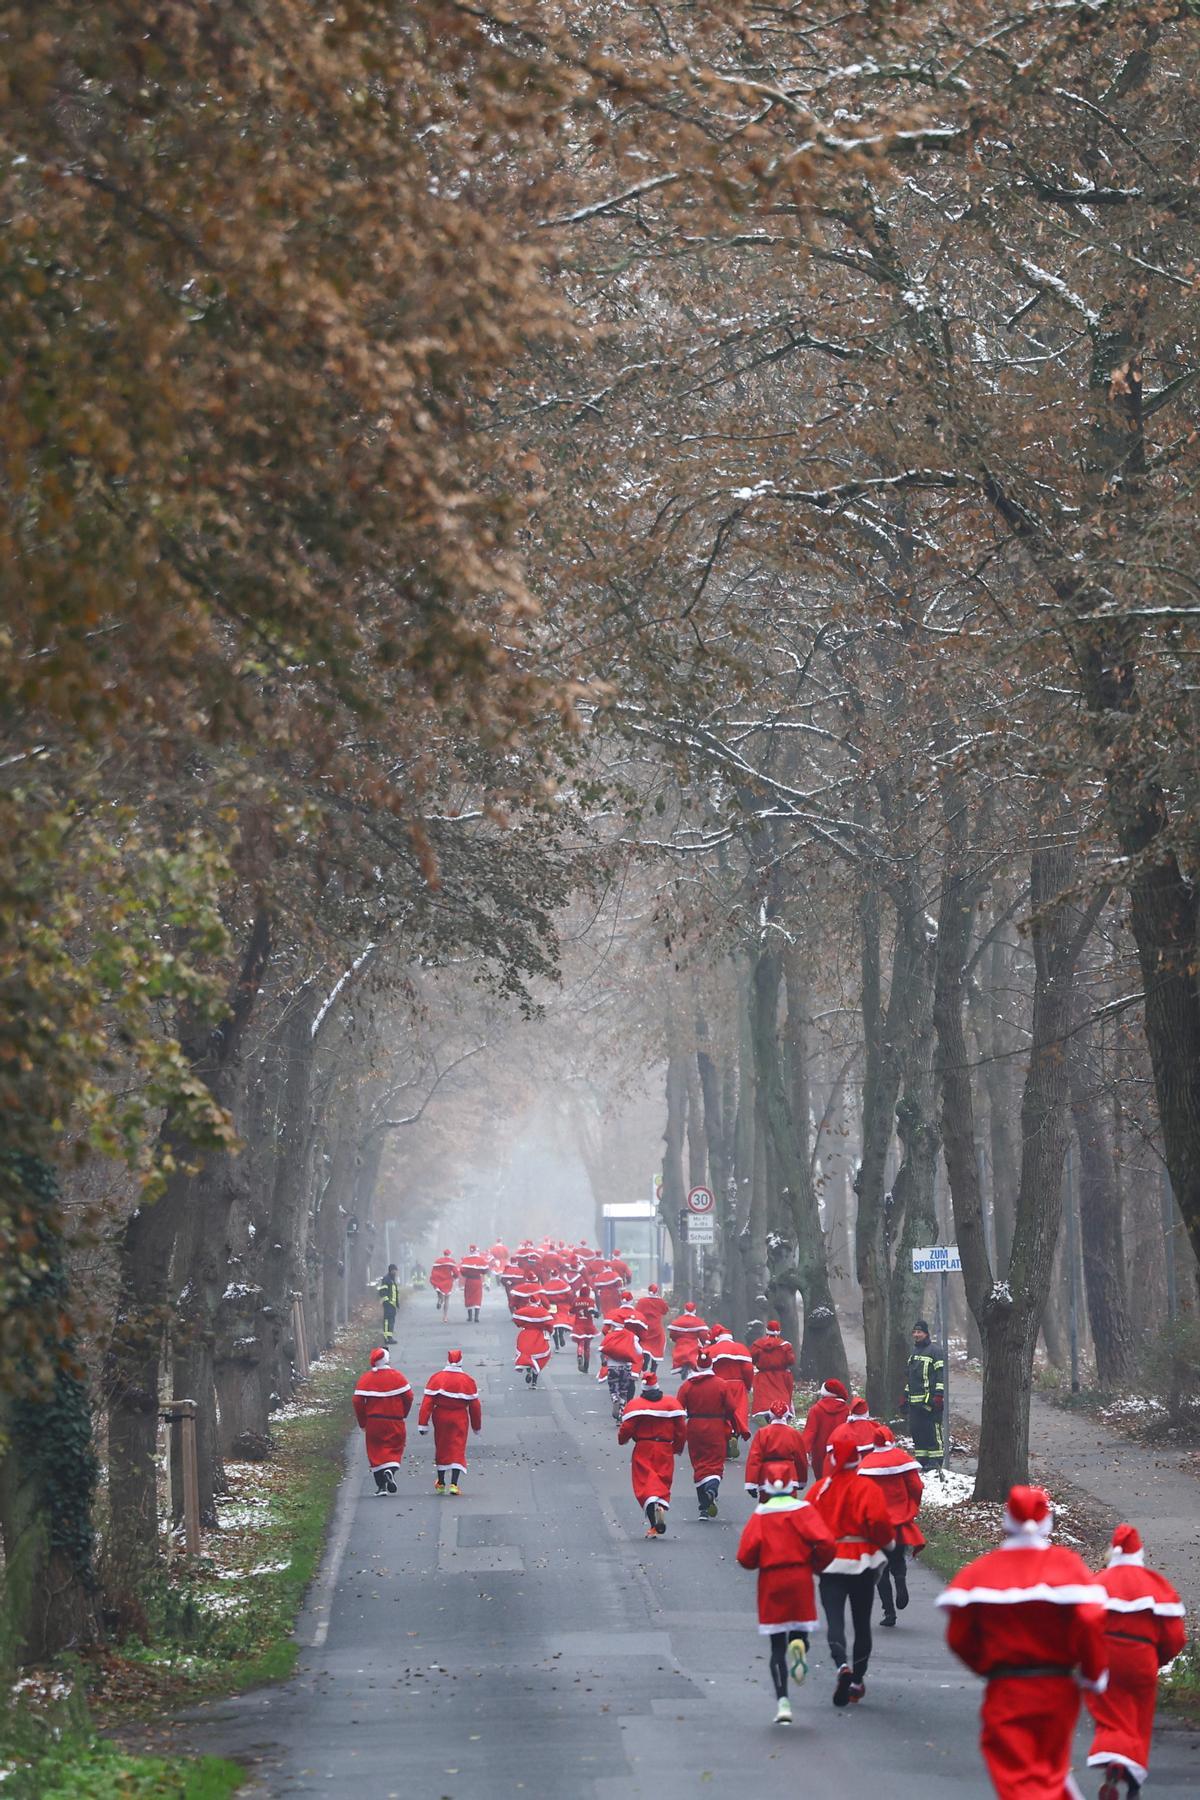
[
  {"xmin": 430, "ymin": 1249, "xmax": 458, "ymax": 1301},
  {"xmin": 352, "ymin": 1348, "xmax": 413, "ymax": 1490},
  {"xmin": 488, "ymin": 1240, "xmax": 509, "ymax": 1271},
  {"xmin": 609, "ymin": 1251, "xmax": 632, "ymax": 1283},
  {"xmin": 802, "ymin": 1379, "xmax": 850, "ymax": 1478},
  {"xmin": 938, "ymin": 1486, "xmax": 1109, "ymax": 1800},
  {"xmin": 843, "ymin": 1396, "xmax": 888, "ymax": 1455},
  {"xmin": 417, "ymin": 1350, "xmax": 482, "ymax": 1489},
  {"xmin": 633, "ymin": 1287, "xmax": 670, "ymax": 1363},
  {"xmin": 591, "ymin": 1264, "xmax": 624, "ymax": 1317},
  {"xmin": 857, "ymin": 1432, "xmax": 926, "ymax": 1552},
  {"xmin": 541, "ymin": 1275, "xmax": 573, "ymax": 1331},
  {"xmin": 668, "ymin": 1304, "xmax": 709, "ymax": 1372},
  {"xmin": 749, "ymin": 1323, "xmax": 795, "ymax": 1418},
  {"xmin": 1085, "ymin": 1523, "xmax": 1187, "ymax": 1792},
  {"xmin": 458, "ymin": 1247, "xmax": 490, "ymax": 1313},
  {"xmin": 737, "ymin": 1490, "xmax": 836, "ymax": 1634},
  {"xmin": 570, "ymin": 1291, "xmax": 599, "ymax": 1367},
  {"xmin": 679, "ymin": 1356, "xmax": 743, "ymax": 1510},
  {"xmin": 512, "ymin": 1298, "xmax": 554, "ymax": 1375},
  {"xmin": 709, "ymin": 1326, "xmax": 755, "ymax": 1436},
  {"xmin": 598, "ymin": 1322, "xmax": 644, "ymax": 1382},
  {"xmin": 617, "ymin": 1376, "xmax": 686, "ymax": 1531},
  {"xmin": 745, "ymin": 1411, "xmax": 809, "ymax": 1498}
]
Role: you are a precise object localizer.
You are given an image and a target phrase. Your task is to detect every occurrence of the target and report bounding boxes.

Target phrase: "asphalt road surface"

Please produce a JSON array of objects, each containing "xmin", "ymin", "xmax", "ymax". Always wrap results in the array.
[{"xmin": 184, "ymin": 1306, "xmax": 1198, "ymax": 1798}]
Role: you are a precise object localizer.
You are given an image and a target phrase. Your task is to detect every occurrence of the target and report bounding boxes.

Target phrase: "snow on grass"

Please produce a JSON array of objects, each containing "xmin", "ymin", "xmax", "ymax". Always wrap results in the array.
[{"xmin": 918, "ymin": 1468, "xmax": 976, "ymax": 1509}]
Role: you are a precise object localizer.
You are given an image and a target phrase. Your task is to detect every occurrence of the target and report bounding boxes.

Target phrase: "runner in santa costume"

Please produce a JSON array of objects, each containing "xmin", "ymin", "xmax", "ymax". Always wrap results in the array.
[
  {"xmin": 937, "ymin": 1484, "xmax": 1108, "ymax": 1800},
  {"xmin": 802, "ymin": 1376, "xmax": 850, "ymax": 1479},
  {"xmin": 417, "ymin": 1349, "xmax": 482, "ymax": 1494},
  {"xmin": 679, "ymin": 1349, "xmax": 746, "ymax": 1518},
  {"xmin": 745, "ymin": 1401, "xmax": 808, "ymax": 1501},
  {"xmin": 591, "ymin": 1261, "xmax": 624, "ymax": 1318},
  {"xmin": 749, "ymin": 1321, "xmax": 796, "ymax": 1422},
  {"xmin": 843, "ymin": 1394, "xmax": 888, "ymax": 1455},
  {"xmin": 737, "ymin": 1475, "xmax": 837, "ymax": 1725},
  {"xmin": 807, "ymin": 1422, "xmax": 895, "ymax": 1706},
  {"xmin": 541, "ymin": 1273, "xmax": 574, "ymax": 1349},
  {"xmin": 609, "ymin": 1247, "xmax": 632, "ymax": 1284},
  {"xmin": 429, "ymin": 1248, "xmax": 458, "ymax": 1316},
  {"xmin": 512, "ymin": 1294, "xmax": 554, "ymax": 1388},
  {"xmin": 570, "ymin": 1286, "xmax": 599, "ymax": 1374},
  {"xmin": 488, "ymin": 1240, "xmax": 509, "ymax": 1272},
  {"xmin": 1085, "ymin": 1522, "xmax": 1187, "ymax": 1798},
  {"xmin": 458, "ymin": 1246, "xmax": 490, "ymax": 1324},
  {"xmin": 352, "ymin": 1347, "xmax": 413, "ymax": 1495},
  {"xmin": 617, "ymin": 1368, "xmax": 686, "ymax": 1538},
  {"xmin": 667, "ymin": 1302, "xmax": 709, "ymax": 1373},
  {"xmin": 633, "ymin": 1283, "xmax": 670, "ymax": 1376},
  {"xmin": 857, "ymin": 1422, "xmax": 924, "ymax": 1626},
  {"xmin": 708, "ymin": 1322, "xmax": 755, "ymax": 1454},
  {"xmin": 600, "ymin": 1318, "xmax": 645, "ymax": 1419}
]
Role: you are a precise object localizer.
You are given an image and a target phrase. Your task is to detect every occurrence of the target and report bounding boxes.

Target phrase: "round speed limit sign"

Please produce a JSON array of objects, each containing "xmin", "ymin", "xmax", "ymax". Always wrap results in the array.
[{"xmin": 686, "ymin": 1185, "xmax": 715, "ymax": 1214}]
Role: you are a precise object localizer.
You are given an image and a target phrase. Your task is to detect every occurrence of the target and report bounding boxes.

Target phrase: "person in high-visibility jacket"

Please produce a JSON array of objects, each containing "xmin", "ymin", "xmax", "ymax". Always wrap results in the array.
[
  {"xmin": 901, "ymin": 1319, "xmax": 946, "ymax": 1472},
  {"xmin": 376, "ymin": 1265, "xmax": 401, "ymax": 1345}
]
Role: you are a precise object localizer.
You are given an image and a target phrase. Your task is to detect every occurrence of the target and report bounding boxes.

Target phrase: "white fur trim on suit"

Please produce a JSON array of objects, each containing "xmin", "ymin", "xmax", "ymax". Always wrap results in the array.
[
  {"xmin": 756, "ymin": 1617, "xmax": 819, "ymax": 1635},
  {"xmin": 938, "ymin": 1582, "xmax": 1108, "ymax": 1608},
  {"xmin": 354, "ymin": 1382, "xmax": 411, "ymax": 1398},
  {"xmin": 1085, "ymin": 1751, "xmax": 1147, "ymax": 1784}
]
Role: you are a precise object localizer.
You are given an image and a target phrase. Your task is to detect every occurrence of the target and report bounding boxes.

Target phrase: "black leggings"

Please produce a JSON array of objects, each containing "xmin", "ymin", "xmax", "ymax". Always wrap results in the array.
[
  {"xmin": 768, "ymin": 1630, "xmax": 808, "ymax": 1699},
  {"xmin": 877, "ymin": 1543, "xmax": 908, "ymax": 1612},
  {"xmin": 819, "ymin": 1570, "xmax": 876, "ymax": 1679}
]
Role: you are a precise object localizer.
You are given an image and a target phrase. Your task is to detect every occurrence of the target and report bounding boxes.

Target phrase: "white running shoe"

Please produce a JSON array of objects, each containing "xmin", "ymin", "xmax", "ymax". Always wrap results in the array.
[
  {"xmin": 788, "ymin": 1638, "xmax": 807, "ymax": 1685},
  {"xmin": 774, "ymin": 1697, "xmax": 793, "ymax": 1725}
]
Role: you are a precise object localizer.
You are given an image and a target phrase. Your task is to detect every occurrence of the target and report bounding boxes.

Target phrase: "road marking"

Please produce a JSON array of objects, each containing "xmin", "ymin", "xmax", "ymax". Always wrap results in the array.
[
  {"xmin": 305, "ymin": 1433, "xmax": 360, "ymax": 1648},
  {"xmin": 437, "ymin": 1509, "xmax": 524, "ymax": 1573}
]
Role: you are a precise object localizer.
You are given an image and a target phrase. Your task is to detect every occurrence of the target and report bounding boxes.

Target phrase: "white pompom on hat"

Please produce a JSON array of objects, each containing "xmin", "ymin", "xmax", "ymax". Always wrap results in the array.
[
  {"xmin": 1108, "ymin": 1522, "xmax": 1145, "ymax": 1566},
  {"xmin": 1003, "ymin": 1485, "xmax": 1054, "ymax": 1539}
]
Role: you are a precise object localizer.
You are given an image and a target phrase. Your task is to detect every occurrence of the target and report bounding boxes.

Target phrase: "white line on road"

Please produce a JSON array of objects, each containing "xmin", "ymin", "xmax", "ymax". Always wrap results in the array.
[{"xmin": 304, "ymin": 1434, "xmax": 360, "ymax": 1648}]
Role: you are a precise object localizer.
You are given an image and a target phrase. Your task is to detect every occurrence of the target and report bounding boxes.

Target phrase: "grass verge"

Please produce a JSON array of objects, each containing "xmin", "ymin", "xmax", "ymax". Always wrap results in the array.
[{"xmin": 1, "ymin": 1313, "xmax": 373, "ymax": 1796}]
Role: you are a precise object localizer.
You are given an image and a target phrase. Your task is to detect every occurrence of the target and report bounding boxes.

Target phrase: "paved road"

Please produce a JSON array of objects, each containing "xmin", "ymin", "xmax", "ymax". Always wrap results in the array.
[{"xmin": 184, "ymin": 1307, "xmax": 1198, "ymax": 1797}]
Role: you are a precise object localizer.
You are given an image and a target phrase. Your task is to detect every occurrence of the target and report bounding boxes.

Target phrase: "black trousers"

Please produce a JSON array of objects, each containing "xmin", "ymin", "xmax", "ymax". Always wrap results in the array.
[
  {"xmin": 768, "ymin": 1629, "xmax": 808, "ymax": 1699},
  {"xmin": 877, "ymin": 1543, "xmax": 908, "ymax": 1614},
  {"xmin": 908, "ymin": 1402, "xmax": 943, "ymax": 1469},
  {"xmin": 819, "ymin": 1569, "xmax": 877, "ymax": 1680}
]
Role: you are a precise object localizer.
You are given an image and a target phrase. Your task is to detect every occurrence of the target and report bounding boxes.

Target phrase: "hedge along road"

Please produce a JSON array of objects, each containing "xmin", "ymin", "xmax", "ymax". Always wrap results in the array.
[{"xmin": 178, "ymin": 1306, "xmax": 1198, "ymax": 1798}]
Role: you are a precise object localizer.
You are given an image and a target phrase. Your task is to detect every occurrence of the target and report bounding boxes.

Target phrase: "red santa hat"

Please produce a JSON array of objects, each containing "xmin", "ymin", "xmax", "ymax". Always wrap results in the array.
[
  {"xmin": 826, "ymin": 1424, "xmax": 863, "ymax": 1471},
  {"xmin": 641, "ymin": 1370, "xmax": 661, "ymax": 1390},
  {"xmin": 709, "ymin": 1321, "xmax": 729, "ymax": 1337},
  {"xmin": 369, "ymin": 1346, "xmax": 389, "ymax": 1367},
  {"xmin": 1108, "ymin": 1522, "xmax": 1145, "ymax": 1567},
  {"xmin": 647, "ymin": 1283, "xmax": 659, "ymax": 1294},
  {"xmin": 768, "ymin": 1399, "xmax": 794, "ymax": 1422},
  {"xmin": 762, "ymin": 1475, "xmax": 793, "ymax": 1496},
  {"xmin": 820, "ymin": 1378, "xmax": 849, "ymax": 1402},
  {"xmin": 447, "ymin": 1349, "xmax": 462, "ymax": 1365},
  {"xmin": 468, "ymin": 1243, "xmax": 477, "ymax": 1251},
  {"xmin": 683, "ymin": 1302, "xmax": 697, "ymax": 1314},
  {"xmin": 621, "ymin": 1289, "xmax": 633, "ymax": 1301},
  {"xmin": 766, "ymin": 1319, "xmax": 781, "ymax": 1334},
  {"xmin": 694, "ymin": 1350, "xmax": 712, "ymax": 1371},
  {"xmin": 1002, "ymin": 1485, "xmax": 1054, "ymax": 1540},
  {"xmin": 849, "ymin": 1396, "xmax": 869, "ymax": 1417},
  {"xmin": 872, "ymin": 1422, "xmax": 896, "ymax": 1447},
  {"xmin": 442, "ymin": 1247, "xmax": 451, "ymax": 1255}
]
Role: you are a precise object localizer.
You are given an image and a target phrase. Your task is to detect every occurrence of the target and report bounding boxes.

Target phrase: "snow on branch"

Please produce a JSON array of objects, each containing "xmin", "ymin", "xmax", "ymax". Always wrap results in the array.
[{"xmin": 311, "ymin": 943, "xmax": 378, "ymax": 1039}]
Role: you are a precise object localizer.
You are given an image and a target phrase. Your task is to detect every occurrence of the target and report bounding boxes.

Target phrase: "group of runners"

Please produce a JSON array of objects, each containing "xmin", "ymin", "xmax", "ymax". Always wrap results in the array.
[{"xmin": 361, "ymin": 1237, "xmax": 1187, "ymax": 1797}]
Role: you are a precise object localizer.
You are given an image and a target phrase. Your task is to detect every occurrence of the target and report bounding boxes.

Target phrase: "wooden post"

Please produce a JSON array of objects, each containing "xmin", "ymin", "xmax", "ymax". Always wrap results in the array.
[
  {"xmin": 161, "ymin": 1399, "xmax": 201, "ymax": 1553},
  {"xmin": 292, "ymin": 1294, "xmax": 310, "ymax": 1380}
]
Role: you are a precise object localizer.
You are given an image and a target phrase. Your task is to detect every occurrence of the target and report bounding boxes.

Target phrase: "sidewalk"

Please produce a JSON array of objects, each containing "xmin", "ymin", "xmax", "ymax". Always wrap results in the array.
[{"xmin": 840, "ymin": 1324, "xmax": 1200, "ymax": 1616}]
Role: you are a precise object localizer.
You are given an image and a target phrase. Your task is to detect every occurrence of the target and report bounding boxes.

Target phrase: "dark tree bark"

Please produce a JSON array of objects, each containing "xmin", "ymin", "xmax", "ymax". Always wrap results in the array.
[
  {"xmin": 103, "ymin": 905, "xmax": 271, "ymax": 1581},
  {"xmin": 662, "ymin": 1044, "xmax": 688, "ymax": 1296},
  {"xmin": 1069, "ymin": 1000, "xmax": 1135, "ymax": 1387}
]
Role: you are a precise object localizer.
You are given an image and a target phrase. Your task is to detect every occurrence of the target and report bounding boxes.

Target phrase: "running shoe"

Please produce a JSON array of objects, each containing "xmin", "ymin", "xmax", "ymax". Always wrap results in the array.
[
  {"xmin": 880, "ymin": 1610, "xmax": 897, "ymax": 1627},
  {"xmin": 653, "ymin": 1504, "xmax": 667, "ymax": 1535},
  {"xmin": 832, "ymin": 1665, "xmax": 854, "ymax": 1708},
  {"xmin": 773, "ymin": 1697, "xmax": 792, "ymax": 1725},
  {"xmin": 848, "ymin": 1680, "xmax": 865, "ymax": 1704},
  {"xmin": 704, "ymin": 1499, "xmax": 719, "ymax": 1518},
  {"xmin": 435, "ymin": 1480, "xmax": 445, "ymax": 1494},
  {"xmin": 788, "ymin": 1639, "xmax": 807, "ymax": 1685}
]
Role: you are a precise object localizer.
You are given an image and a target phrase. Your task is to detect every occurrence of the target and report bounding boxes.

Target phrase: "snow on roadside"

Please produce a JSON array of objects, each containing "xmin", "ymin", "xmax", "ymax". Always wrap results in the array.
[{"xmin": 917, "ymin": 1468, "xmax": 975, "ymax": 1509}]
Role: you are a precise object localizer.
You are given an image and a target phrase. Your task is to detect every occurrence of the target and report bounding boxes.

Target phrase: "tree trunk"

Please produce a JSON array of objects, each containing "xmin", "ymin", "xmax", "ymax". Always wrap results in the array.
[
  {"xmin": 662, "ymin": 1046, "xmax": 688, "ymax": 1296},
  {"xmin": 750, "ymin": 941, "xmax": 848, "ymax": 1385},
  {"xmin": 1069, "ymin": 1004, "xmax": 1135, "ymax": 1387},
  {"xmin": 854, "ymin": 886, "xmax": 900, "ymax": 1415}
]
